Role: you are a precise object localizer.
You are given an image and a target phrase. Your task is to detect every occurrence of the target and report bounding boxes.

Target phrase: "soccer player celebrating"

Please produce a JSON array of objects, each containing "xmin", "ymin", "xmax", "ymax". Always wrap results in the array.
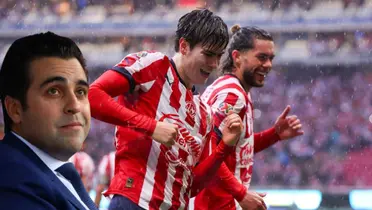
[
  {"xmin": 193, "ymin": 25, "xmax": 304, "ymax": 210},
  {"xmin": 88, "ymin": 9, "xmax": 243, "ymax": 210},
  {"xmin": 94, "ymin": 151, "xmax": 115, "ymax": 207}
]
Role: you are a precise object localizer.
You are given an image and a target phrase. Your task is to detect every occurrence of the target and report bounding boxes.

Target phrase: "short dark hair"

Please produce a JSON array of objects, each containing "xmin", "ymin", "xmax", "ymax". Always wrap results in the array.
[
  {"xmin": 220, "ymin": 25, "xmax": 273, "ymax": 74},
  {"xmin": 0, "ymin": 31, "xmax": 87, "ymax": 133},
  {"xmin": 174, "ymin": 9, "xmax": 229, "ymax": 52}
]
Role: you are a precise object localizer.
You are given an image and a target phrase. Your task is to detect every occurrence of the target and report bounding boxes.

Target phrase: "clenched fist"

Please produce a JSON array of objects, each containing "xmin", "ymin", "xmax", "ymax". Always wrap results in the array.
[
  {"xmin": 152, "ymin": 121, "xmax": 178, "ymax": 147},
  {"xmin": 221, "ymin": 111, "xmax": 243, "ymax": 146}
]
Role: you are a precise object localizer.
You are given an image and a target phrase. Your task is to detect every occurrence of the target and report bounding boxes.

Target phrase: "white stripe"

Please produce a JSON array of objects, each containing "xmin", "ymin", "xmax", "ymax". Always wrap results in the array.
[
  {"xmin": 140, "ymin": 80, "xmax": 156, "ymax": 92},
  {"xmin": 138, "ymin": 142, "xmax": 161, "ymax": 209},
  {"xmin": 188, "ymin": 197, "xmax": 195, "ymax": 210},
  {"xmin": 124, "ymin": 52, "xmax": 165, "ymax": 75},
  {"xmin": 159, "ymin": 159, "xmax": 177, "ymax": 210},
  {"xmin": 235, "ymin": 199, "xmax": 242, "ymax": 210},
  {"xmin": 178, "ymin": 169, "xmax": 190, "ymax": 210},
  {"xmin": 211, "ymin": 77, "xmax": 242, "ymax": 91}
]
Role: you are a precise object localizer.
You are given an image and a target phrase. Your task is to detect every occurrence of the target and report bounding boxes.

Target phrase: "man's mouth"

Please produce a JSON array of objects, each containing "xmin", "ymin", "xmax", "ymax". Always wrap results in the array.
[
  {"xmin": 255, "ymin": 71, "xmax": 267, "ymax": 77},
  {"xmin": 200, "ymin": 69, "xmax": 211, "ymax": 77}
]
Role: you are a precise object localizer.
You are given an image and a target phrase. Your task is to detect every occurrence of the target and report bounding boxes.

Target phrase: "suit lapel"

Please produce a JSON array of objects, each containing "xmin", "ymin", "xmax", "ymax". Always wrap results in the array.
[{"xmin": 2, "ymin": 133, "xmax": 88, "ymax": 210}]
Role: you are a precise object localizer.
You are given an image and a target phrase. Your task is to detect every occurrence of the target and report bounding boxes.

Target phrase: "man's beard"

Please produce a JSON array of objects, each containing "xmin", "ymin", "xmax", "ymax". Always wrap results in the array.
[{"xmin": 242, "ymin": 67, "xmax": 264, "ymax": 88}]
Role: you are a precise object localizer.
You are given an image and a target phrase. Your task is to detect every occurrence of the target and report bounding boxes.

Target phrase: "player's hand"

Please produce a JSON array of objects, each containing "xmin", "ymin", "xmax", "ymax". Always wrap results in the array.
[
  {"xmin": 274, "ymin": 105, "xmax": 304, "ymax": 140},
  {"xmin": 152, "ymin": 121, "xmax": 178, "ymax": 147},
  {"xmin": 221, "ymin": 111, "xmax": 243, "ymax": 146},
  {"xmin": 239, "ymin": 191, "xmax": 267, "ymax": 210}
]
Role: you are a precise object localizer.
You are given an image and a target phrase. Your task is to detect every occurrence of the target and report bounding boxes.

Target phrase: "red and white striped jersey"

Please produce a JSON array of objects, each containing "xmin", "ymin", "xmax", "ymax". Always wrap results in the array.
[
  {"xmin": 199, "ymin": 74, "xmax": 254, "ymax": 209},
  {"xmin": 97, "ymin": 151, "xmax": 115, "ymax": 186},
  {"xmin": 105, "ymin": 51, "xmax": 213, "ymax": 210},
  {"xmin": 68, "ymin": 151, "xmax": 95, "ymax": 190}
]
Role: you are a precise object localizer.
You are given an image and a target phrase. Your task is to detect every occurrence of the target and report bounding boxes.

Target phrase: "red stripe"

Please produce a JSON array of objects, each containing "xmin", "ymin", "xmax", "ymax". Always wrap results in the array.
[
  {"xmin": 183, "ymin": 174, "xmax": 192, "ymax": 209},
  {"xmin": 169, "ymin": 67, "xmax": 182, "ymax": 111},
  {"xmin": 198, "ymin": 100, "xmax": 208, "ymax": 136},
  {"xmin": 170, "ymin": 149, "xmax": 188, "ymax": 209},
  {"xmin": 210, "ymin": 74, "xmax": 235, "ymax": 88},
  {"xmin": 149, "ymin": 145, "xmax": 169, "ymax": 209},
  {"xmin": 206, "ymin": 83, "xmax": 247, "ymax": 106},
  {"xmin": 244, "ymin": 102, "xmax": 253, "ymax": 138}
]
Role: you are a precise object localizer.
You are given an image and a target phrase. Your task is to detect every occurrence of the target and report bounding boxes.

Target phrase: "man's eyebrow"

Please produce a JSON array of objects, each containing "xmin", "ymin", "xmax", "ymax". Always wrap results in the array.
[
  {"xmin": 40, "ymin": 76, "xmax": 88, "ymax": 88},
  {"xmin": 39, "ymin": 76, "xmax": 66, "ymax": 88},
  {"xmin": 203, "ymin": 49, "xmax": 225, "ymax": 56},
  {"xmin": 77, "ymin": 80, "xmax": 89, "ymax": 87},
  {"xmin": 257, "ymin": 53, "xmax": 276, "ymax": 59}
]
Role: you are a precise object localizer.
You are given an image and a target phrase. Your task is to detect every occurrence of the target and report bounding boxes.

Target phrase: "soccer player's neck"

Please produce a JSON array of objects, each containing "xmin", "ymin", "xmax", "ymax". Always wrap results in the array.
[
  {"xmin": 172, "ymin": 53, "xmax": 193, "ymax": 89},
  {"xmin": 233, "ymin": 72, "xmax": 252, "ymax": 92}
]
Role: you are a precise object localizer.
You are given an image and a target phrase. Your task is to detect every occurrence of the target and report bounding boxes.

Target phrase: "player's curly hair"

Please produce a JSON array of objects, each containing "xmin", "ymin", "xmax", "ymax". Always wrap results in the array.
[
  {"xmin": 219, "ymin": 25, "xmax": 273, "ymax": 74},
  {"xmin": 174, "ymin": 9, "xmax": 229, "ymax": 53}
]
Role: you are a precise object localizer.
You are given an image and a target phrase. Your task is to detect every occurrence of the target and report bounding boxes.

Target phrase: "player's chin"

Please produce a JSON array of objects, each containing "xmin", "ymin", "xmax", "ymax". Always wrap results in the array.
[
  {"xmin": 253, "ymin": 80, "xmax": 265, "ymax": 87},
  {"xmin": 194, "ymin": 75, "xmax": 209, "ymax": 85}
]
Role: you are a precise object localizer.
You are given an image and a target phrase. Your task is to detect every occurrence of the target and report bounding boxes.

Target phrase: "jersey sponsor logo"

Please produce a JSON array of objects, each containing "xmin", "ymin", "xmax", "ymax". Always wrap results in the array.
[
  {"xmin": 159, "ymin": 113, "xmax": 201, "ymax": 171},
  {"xmin": 240, "ymin": 164, "xmax": 253, "ymax": 184},
  {"xmin": 239, "ymin": 143, "xmax": 253, "ymax": 184},
  {"xmin": 239, "ymin": 143, "xmax": 253, "ymax": 166}
]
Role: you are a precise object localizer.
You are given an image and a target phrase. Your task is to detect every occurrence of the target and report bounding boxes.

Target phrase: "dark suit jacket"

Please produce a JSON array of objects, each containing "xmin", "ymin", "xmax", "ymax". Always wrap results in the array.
[{"xmin": 0, "ymin": 133, "xmax": 93, "ymax": 210}]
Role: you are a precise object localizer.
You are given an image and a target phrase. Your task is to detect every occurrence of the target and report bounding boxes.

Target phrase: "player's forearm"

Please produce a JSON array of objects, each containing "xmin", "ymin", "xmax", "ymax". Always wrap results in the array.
[
  {"xmin": 191, "ymin": 141, "xmax": 234, "ymax": 197},
  {"xmin": 254, "ymin": 127, "xmax": 281, "ymax": 154},
  {"xmin": 94, "ymin": 184, "xmax": 105, "ymax": 206},
  {"xmin": 214, "ymin": 162, "xmax": 247, "ymax": 201},
  {"xmin": 89, "ymin": 70, "xmax": 157, "ymax": 134}
]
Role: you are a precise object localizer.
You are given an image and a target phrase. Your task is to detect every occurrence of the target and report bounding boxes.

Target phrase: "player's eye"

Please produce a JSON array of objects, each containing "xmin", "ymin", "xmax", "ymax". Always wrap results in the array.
[
  {"xmin": 76, "ymin": 88, "xmax": 88, "ymax": 97},
  {"xmin": 47, "ymin": 88, "xmax": 60, "ymax": 96}
]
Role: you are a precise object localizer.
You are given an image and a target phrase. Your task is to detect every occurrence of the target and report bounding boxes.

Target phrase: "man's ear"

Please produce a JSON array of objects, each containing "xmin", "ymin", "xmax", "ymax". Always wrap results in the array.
[
  {"xmin": 179, "ymin": 37, "xmax": 191, "ymax": 55},
  {"xmin": 232, "ymin": 50, "xmax": 241, "ymax": 68},
  {"xmin": 4, "ymin": 96, "xmax": 23, "ymax": 124}
]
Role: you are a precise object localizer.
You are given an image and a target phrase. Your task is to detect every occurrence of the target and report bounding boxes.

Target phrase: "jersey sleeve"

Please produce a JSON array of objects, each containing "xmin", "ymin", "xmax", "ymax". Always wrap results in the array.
[
  {"xmin": 196, "ymin": 88, "xmax": 249, "ymax": 201},
  {"xmin": 88, "ymin": 57, "xmax": 159, "ymax": 134},
  {"xmin": 209, "ymin": 89, "xmax": 247, "ymax": 144},
  {"xmin": 110, "ymin": 51, "xmax": 168, "ymax": 93},
  {"xmin": 254, "ymin": 127, "xmax": 281, "ymax": 153}
]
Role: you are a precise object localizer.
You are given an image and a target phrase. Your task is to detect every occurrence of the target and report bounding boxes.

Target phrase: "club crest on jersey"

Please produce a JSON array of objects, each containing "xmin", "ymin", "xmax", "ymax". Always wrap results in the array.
[
  {"xmin": 186, "ymin": 101, "xmax": 196, "ymax": 119},
  {"xmin": 218, "ymin": 102, "xmax": 233, "ymax": 115}
]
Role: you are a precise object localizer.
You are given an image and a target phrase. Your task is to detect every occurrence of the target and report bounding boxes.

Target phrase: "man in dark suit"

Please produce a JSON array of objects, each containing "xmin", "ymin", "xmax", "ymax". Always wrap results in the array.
[{"xmin": 0, "ymin": 32, "xmax": 98, "ymax": 210}]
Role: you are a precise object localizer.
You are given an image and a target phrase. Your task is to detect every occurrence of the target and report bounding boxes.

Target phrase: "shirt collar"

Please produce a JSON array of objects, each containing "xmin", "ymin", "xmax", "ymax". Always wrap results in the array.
[{"xmin": 11, "ymin": 131, "xmax": 66, "ymax": 171}]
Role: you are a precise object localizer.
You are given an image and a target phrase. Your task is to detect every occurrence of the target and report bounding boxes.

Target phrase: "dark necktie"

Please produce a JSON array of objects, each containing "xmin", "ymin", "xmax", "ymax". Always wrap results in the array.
[{"xmin": 56, "ymin": 163, "xmax": 97, "ymax": 210}]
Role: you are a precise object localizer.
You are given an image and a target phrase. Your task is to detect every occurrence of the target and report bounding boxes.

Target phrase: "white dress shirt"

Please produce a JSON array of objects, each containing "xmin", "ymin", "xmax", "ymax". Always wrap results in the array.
[{"xmin": 12, "ymin": 132, "xmax": 89, "ymax": 210}]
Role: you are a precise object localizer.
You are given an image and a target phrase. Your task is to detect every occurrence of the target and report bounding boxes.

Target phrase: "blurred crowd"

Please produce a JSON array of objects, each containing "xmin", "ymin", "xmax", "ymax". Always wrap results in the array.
[
  {"xmin": 250, "ymin": 69, "xmax": 372, "ymax": 188},
  {"xmin": 0, "ymin": 0, "xmax": 370, "ymax": 21}
]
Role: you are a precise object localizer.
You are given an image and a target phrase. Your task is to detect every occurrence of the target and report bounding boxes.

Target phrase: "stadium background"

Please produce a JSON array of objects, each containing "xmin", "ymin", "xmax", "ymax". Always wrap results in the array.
[{"xmin": 0, "ymin": 0, "xmax": 371, "ymax": 209}]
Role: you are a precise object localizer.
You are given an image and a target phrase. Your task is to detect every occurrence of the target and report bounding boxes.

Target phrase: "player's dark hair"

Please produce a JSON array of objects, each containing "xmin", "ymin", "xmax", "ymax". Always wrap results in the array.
[
  {"xmin": 220, "ymin": 25, "xmax": 273, "ymax": 74},
  {"xmin": 174, "ymin": 9, "xmax": 229, "ymax": 52},
  {"xmin": 0, "ymin": 31, "xmax": 87, "ymax": 133}
]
